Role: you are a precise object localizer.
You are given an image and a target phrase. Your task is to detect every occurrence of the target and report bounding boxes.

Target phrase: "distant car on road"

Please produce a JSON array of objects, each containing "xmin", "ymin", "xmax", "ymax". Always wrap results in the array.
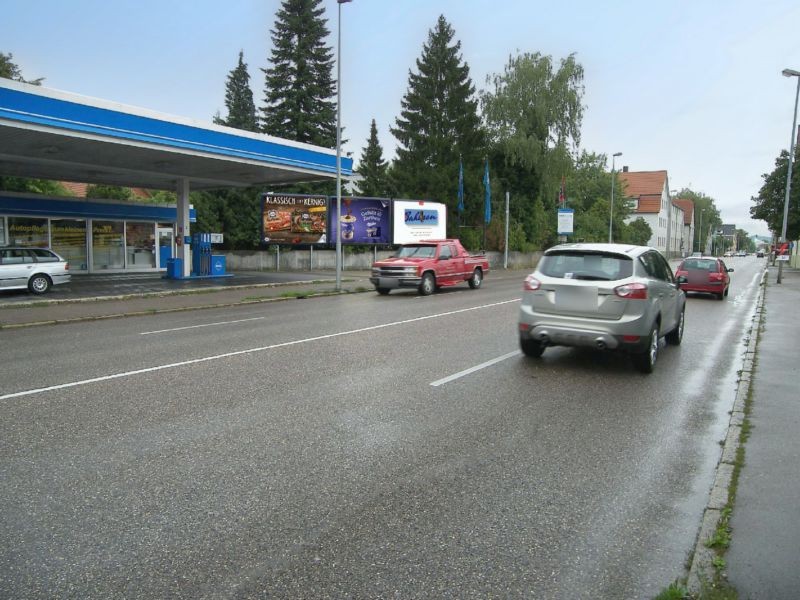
[
  {"xmin": 0, "ymin": 247, "xmax": 71, "ymax": 294},
  {"xmin": 724, "ymin": 251, "xmax": 734, "ymax": 257},
  {"xmin": 735, "ymin": 251, "xmax": 747, "ymax": 257},
  {"xmin": 756, "ymin": 250, "xmax": 765, "ymax": 258},
  {"xmin": 518, "ymin": 243, "xmax": 686, "ymax": 373},
  {"xmin": 674, "ymin": 256, "xmax": 733, "ymax": 300}
]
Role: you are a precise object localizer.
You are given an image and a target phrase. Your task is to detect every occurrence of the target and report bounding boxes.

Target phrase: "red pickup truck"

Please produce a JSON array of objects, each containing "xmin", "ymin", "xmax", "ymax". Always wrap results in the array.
[{"xmin": 370, "ymin": 239, "xmax": 490, "ymax": 295}]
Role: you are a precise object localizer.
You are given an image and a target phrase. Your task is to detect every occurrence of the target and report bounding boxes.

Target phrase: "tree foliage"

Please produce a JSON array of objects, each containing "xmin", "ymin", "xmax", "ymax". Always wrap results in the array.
[
  {"xmin": 391, "ymin": 15, "xmax": 484, "ymax": 235},
  {"xmin": 261, "ymin": 0, "xmax": 336, "ymax": 147},
  {"xmin": 0, "ymin": 52, "xmax": 43, "ymax": 85},
  {"xmin": 356, "ymin": 119, "xmax": 392, "ymax": 197},
  {"xmin": 85, "ymin": 184, "xmax": 134, "ymax": 201},
  {"xmin": 750, "ymin": 148, "xmax": 800, "ymax": 240},
  {"xmin": 215, "ymin": 51, "xmax": 258, "ymax": 132},
  {"xmin": 481, "ymin": 51, "xmax": 584, "ymax": 204},
  {"xmin": 673, "ymin": 188, "xmax": 721, "ymax": 252}
]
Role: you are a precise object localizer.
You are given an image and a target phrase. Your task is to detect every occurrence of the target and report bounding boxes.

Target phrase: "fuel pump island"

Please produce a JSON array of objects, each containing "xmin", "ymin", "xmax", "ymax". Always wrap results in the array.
[{"xmin": 165, "ymin": 233, "xmax": 230, "ymax": 280}]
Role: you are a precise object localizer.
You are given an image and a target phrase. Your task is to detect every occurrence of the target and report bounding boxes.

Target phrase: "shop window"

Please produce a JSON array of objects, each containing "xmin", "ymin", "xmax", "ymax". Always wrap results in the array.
[
  {"xmin": 7, "ymin": 217, "xmax": 48, "ymax": 247},
  {"xmin": 92, "ymin": 220, "xmax": 124, "ymax": 269},
  {"xmin": 126, "ymin": 222, "xmax": 156, "ymax": 268},
  {"xmin": 51, "ymin": 219, "xmax": 88, "ymax": 270},
  {"xmin": 0, "ymin": 217, "xmax": 5, "ymax": 245}
]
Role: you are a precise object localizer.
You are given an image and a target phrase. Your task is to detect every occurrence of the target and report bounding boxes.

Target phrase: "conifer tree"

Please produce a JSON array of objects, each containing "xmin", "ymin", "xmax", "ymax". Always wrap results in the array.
[
  {"xmin": 391, "ymin": 15, "xmax": 484, "ymax": 229},
  {"xmin": 356, "ymin": 119, "xmax": 391, "ymax": 197},
  {"xmin": 261, "ymin": 0, "xmax": 337, "ymax": 147},
  {"xmin": 215, "ymin": 50, "xmax": 258, "ymax": 132}
]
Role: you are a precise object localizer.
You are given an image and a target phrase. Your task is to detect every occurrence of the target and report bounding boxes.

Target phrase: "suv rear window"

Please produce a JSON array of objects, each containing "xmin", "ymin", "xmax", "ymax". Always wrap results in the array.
[{"xmin": 539, "ymin": 251, "xmax": 633, "ymax": 281}]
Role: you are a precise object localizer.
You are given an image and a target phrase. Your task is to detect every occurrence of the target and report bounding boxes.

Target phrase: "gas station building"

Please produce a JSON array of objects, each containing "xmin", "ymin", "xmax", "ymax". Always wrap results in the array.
[{"xmin": 0, "ymin": 78, "xmax": 352, "ymax": 276}]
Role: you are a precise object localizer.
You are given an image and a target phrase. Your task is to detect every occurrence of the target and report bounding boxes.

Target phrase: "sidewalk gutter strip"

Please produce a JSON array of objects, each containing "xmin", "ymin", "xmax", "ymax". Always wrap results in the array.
[{"xmin": 686, "ymin": 269, "xmax": 766, "ymax": 592}]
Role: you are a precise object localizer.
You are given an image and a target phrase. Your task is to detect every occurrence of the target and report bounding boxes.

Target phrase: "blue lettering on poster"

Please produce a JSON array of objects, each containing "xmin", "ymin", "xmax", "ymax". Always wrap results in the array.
[{"xmin": 404, "ymin": 209, "xmax": 439, "ymax": 226}]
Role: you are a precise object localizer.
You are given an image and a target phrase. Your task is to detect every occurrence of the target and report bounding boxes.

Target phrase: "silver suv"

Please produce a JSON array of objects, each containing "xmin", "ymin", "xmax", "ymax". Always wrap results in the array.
[
  {"xmin": 0, "ymin": 247, "xmax": 71, "ymax": 294},
  {"xmin": 518, "ymin": 243, "xmax": 686, "ymax": 373}
]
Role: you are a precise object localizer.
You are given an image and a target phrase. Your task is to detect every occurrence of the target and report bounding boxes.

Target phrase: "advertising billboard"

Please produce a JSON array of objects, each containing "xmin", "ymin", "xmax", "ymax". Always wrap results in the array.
[
  {"xmin": 392, "ymin": 200, "xmax": 447, "ymax": 244},
  {"xmin": 261, "ymin": 194, "xmax": 328, "ymax": 245},
  {"xmin": 328, "ymin": 197, "xmax": 391, "ymax": 244}
]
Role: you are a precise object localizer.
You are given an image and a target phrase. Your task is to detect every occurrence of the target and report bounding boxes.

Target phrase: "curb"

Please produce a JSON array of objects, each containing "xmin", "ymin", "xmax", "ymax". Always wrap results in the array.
[{"xmin": 686, "ymin": 268, "xmax": 767, "ymax": 593}]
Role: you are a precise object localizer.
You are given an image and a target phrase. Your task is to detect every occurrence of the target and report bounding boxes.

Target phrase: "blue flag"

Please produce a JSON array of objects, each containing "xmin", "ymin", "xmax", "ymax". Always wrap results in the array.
[
  {"xmin": 483, "ymin": 158, "xmax": 491, "ymax": 224},
  {"xmin": 457, "ymin": 157, "xmax": 464, "ymax": 214}
]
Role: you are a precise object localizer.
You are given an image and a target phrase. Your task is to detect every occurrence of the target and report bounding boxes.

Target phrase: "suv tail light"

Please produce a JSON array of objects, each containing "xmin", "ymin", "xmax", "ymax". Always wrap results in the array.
[
  {"xmin": 523, "ymin": 275, "xmax": 541, "ymax": 291},
  {"xmin": 65, "ymin": 262, "xmax": 70, "ymax": 271},
  {"xmin": 614, "ymin": 282, "xmax": 648, "ymax": 299}
]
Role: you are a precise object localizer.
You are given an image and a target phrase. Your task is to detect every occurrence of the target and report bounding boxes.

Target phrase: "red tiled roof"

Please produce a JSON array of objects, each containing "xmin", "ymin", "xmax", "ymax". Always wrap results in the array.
[
  {"xmin": 619, "ymin": 170, "xmax": 667, "ymax": 198},
  {"xmin": 61, "ymin": 181, "xmax": 88, "ymax": 197},
  {"xmin": 59, "ymin": 182, "xmax": 152, "ymax": 200},
  {"xmin": 673, "ymin": 198, "xmax": 695, "ymax": 224}
]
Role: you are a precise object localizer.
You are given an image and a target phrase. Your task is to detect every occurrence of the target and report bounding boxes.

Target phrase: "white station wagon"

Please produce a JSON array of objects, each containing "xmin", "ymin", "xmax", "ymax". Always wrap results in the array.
[{"xmin": 0, "ymin": 247, "xmax": 71, "ymax": 294}]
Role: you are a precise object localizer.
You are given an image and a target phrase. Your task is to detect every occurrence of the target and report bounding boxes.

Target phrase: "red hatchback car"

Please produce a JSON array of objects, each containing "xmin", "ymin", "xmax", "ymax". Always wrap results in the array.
[{"xmin": 675, "ymin": 256, "xmax": 733, "ymax": 300}]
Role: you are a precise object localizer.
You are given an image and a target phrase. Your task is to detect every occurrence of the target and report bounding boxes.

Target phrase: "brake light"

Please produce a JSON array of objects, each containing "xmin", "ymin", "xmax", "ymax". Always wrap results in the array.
[
  {"xmin": 676, "ymin": 270, "xmax": 688, "ymax": 278},
  {"xmin": 614, "ymin": 282, "xmax": 648, "ymax": 299},
  {"xmin": 65, "ymin": 262, "xmax": 70, "ymax": 271},
  {"xmin": 709, "ymin": 272, "xmax": 724, "ymax": 282},
  {"xmin": 523, "ymin": 275, "xmax": 541, "ymax": 291}
]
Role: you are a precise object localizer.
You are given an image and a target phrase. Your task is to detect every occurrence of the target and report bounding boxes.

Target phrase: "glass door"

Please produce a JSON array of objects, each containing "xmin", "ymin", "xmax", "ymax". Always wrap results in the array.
[{"xmin": 156, "ymin": 228, "xmax": 174, "ymax": 269}]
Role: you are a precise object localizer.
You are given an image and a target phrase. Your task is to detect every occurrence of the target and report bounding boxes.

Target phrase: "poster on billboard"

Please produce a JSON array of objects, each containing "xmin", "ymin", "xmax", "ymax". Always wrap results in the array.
[
  {"xmin": 392, "ymin": 200, "xmax": 447, "ymax": 244},
  {"xmin": 557, "ymin": 208, "xmax": 574, "ymax": 235},
  {"xmin": 328, "ymin": 197, "xmax": 392, "ymax": 244},
  {"xmin": 261, "ymin": 193, "xmax": 328, "ymax": 245}
]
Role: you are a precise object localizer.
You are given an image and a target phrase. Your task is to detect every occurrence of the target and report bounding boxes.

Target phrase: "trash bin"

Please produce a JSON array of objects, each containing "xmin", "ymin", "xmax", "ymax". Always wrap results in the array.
[
  {"xmin": 211, "ymin": 255, "xmax": 226, "ymax": 276},
  {"xmin": 166, "ymin": 258, "xmax": 183, "ymax": 279}
]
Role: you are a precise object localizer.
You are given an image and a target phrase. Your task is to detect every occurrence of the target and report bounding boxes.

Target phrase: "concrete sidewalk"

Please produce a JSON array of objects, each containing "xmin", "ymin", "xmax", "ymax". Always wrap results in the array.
[
  {"xmin": 0, "ymin": 270, "xmax": 375, "ymax": 328},
  {"xmin": 725, "ymin": 264, "xmax": 800, "ymax": 598}
]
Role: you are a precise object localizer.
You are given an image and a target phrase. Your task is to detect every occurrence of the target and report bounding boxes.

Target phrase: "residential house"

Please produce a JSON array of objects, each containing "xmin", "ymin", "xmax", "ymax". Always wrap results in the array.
[
  {"xmin": 672, "ymin": 198, "xmax": 695, "ymax": 257},
  {"xmin": 619, "ymin": 168, "xmax": 685, "ymax": 257}
]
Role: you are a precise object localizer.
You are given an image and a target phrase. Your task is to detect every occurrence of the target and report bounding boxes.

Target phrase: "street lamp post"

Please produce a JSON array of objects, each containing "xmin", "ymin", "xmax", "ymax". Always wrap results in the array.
[
  {"xmin": 335, "ymin": 0, "xmax": 351, "ymax": 291},
  {"xmin": 697, "ymin": 210, "xmax": 703, "ymax": 253},
  {"xmin": 608, "ymin": 152, "xmax": 622, "ymax": 243},
  {"xmin": 778, "ymin": 68, "xmax": 800, "ymax": 284}
]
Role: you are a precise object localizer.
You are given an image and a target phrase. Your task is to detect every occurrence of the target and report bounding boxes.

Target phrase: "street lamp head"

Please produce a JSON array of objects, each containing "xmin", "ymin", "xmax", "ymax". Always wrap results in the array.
[
  {"xmin": 613, "ymin": 152, "xmax": 622, "ymax": 157},
  {"xmin": 782, "ymin": 68, "xmax": 800, "ymax": 78}
]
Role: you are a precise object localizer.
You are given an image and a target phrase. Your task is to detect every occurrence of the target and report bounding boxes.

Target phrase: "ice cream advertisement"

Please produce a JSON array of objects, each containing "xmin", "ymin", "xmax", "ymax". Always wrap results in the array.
[{"xmin": 328, "ymin": 197, "xmax": 391, "ymax": 245}]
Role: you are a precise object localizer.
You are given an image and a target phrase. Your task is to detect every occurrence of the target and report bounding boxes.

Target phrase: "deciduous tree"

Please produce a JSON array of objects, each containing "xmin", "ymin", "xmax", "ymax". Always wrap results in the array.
[{"xmin": 750, "ymin": 148, "xmax": 800, "ymax": 240}]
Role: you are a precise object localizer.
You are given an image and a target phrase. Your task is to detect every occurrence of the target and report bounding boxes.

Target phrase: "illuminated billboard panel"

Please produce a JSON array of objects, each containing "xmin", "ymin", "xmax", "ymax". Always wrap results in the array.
[
  {"xmin": 392, "ymin": 200, "xmax": 447, "ymax": 244},
  {"xmin": 261, "ymin": 194, "xmax": 328, "ymax": 245}
]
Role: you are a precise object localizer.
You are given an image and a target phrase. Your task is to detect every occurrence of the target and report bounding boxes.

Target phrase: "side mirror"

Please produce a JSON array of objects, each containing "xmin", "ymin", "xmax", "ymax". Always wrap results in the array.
[
  {"xmin": 728, "ymin": 267, "xmax": 734, "ymax": 272},
  {"xmin": 676, "ymin": 275, "xmax": 688, "ymax": 284}
]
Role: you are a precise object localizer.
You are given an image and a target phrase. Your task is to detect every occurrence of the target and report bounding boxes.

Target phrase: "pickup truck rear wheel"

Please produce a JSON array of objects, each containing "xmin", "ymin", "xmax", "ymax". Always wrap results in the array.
[
  {"xmin": 468, "ymin": 268, "xmax": 483, "ymax": 289},
  {"xmin": 419, "ymin": 273, "xmax": 435, "ymax": 296},
  {"xmin": 376, "ymin": 287, "xmax": 390, "ymax": 295}
]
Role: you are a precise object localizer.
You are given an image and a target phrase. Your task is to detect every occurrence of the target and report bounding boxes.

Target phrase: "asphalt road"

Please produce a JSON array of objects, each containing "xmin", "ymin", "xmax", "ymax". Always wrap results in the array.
[{"xmin": 0, "ymin": 258, "xmax": 765, "ymax": 599}]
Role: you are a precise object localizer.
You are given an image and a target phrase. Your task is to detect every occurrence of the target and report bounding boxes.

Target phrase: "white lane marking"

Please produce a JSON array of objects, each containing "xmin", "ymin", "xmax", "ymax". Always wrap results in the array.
[
  {"xmin": 1, "ymin": 299, "xmax": 520, "ymax": 401},
  {"xmin": 430, "ymin": 350, "xmax": 521, "ymax": 387},
  {"xmin": 140, "ymin": 317, "xmax": 265, "ymax": 335}
]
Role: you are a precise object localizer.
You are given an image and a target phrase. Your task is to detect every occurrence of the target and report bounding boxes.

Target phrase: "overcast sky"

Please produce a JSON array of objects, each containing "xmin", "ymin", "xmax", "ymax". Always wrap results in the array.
[{"xmin": 4, "ymin": 0, "xmax": 799, "ymax": 236}]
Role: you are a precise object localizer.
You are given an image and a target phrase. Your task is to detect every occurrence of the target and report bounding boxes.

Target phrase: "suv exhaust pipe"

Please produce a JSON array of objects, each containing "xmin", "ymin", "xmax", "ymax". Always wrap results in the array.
[{"xmin": 596, "ymin": 339, "xmax": 607, "ymax": 350}]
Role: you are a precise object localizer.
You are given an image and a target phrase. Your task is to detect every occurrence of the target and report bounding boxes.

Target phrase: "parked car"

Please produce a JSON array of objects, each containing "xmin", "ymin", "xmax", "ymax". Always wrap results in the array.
[
  {"xmin": 0, "ymin": 247, "xmax": 71, "ymax": 294},
  {"xmin": 518, "ymin": 243, "xmax": 686, "ymax": 373},
  {"xmin": 724, "ymin": 251, "xmax": 734, "ymax": 257},
  {"xmin": 674, "ymin": 256, "xmax": 733, "ymax": 300},
  {"xmin": 756, "ymin": 250, "xmax": 765, "ymax": 258},
  {"xmin": 370, "ymin": 239, "xmax": 488, "ymax": 296}
]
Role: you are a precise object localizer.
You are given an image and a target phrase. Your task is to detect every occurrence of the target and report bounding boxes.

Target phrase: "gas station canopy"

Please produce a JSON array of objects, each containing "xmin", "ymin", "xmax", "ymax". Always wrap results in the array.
[{"xmin": 0, "ymin": 79, "xmax": 352, "ymax": 190}]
